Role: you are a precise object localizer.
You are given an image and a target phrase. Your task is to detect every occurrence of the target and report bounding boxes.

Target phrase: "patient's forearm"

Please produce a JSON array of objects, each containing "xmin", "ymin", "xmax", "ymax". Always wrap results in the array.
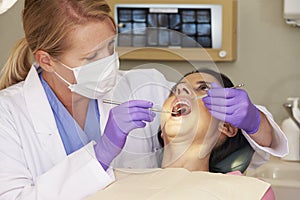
[{"xmin": 248, "ymin": 112, "xmax": 272, "ymax": 147}]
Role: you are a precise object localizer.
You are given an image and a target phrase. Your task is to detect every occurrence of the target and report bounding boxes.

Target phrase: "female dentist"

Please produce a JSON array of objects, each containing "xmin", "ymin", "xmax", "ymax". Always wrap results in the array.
[
  {"xmin": 0, "ymin": 0, "xmax": 157, "ymax": 199},
  {"xmin": 0, "ymin": 0, "xmax": 287, "ymax": 199}
]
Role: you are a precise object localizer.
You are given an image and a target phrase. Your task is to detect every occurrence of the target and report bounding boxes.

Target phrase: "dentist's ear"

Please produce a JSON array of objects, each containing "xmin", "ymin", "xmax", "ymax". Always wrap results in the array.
[
  {"xmin": 34, "ymin": 50, "xmax": 55, "ymax": 72},
  {"xmin": 218, "ymin": 122, "xmax": 238, "ymax": 138}
]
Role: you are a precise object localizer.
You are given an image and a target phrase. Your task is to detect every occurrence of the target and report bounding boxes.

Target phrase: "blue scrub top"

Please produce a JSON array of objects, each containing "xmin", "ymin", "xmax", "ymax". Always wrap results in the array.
[{"xmin": 39, "ymin": 72, "xmax": 100, "ymax": 155}]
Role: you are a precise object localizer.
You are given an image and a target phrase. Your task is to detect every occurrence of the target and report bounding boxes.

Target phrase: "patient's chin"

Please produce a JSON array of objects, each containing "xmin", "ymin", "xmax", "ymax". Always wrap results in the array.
[
  {"xmin": 164, "ymin": 115, "xmax": 195, "ymax": 133},
  {"xmin": 163, "ymin": 124, "xmax": 185, "ymax": 138},
  {"xmin": 163, "ymin": 119, "xmax": 200, "ymax": 145}
]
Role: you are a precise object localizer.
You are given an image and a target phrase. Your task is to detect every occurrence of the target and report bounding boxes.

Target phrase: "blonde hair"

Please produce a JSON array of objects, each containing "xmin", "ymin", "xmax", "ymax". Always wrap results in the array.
[{"xmin": 0, "ymin": 0, "xmax": 115, "ymax": 90}]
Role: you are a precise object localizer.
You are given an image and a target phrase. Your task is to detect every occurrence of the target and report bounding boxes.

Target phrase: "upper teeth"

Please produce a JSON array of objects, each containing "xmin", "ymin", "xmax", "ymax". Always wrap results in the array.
[{"xmin": 174, "ymin": 100, "xmax": 190, "ymax": 107}]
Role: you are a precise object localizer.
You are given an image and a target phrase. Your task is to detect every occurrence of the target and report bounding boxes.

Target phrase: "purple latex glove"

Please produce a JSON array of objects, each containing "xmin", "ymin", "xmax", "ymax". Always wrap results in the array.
[
  {"xmin": 202, "ymin": 82, "xmax": 260, "ymax": 134},
  {"xmin": 94, "ymin": 100, "xmax": 156, "ymax": 170}
]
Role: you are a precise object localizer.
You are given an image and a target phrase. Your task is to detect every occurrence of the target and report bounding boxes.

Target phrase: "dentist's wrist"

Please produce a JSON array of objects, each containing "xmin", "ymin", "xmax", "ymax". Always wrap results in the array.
[{"xmin": 244, "ymin": 108, "xmax": 261, "ymax": 134}]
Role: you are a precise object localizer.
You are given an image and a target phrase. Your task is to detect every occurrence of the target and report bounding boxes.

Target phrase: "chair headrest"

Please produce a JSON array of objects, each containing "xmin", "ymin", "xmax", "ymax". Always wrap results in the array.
[{"xmin": 209, "ymin": 143, "xmax": 254, "ymax": 173}]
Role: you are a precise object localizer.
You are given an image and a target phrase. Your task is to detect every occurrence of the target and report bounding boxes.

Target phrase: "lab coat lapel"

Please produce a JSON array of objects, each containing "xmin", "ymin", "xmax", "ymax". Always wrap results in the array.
[{"xmin": 23, "ymin": 66, "xmax": 66, "ymax": 163}]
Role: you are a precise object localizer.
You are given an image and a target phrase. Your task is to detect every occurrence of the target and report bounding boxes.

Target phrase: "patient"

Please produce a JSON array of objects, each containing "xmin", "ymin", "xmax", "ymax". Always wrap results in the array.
[
  {"xmin": 158, "ymin": 69, "xmax": 275, "ymax": 199},
  {"xmin": 158, "ymin": 69, "xmax": 250, "ymax": 171}
]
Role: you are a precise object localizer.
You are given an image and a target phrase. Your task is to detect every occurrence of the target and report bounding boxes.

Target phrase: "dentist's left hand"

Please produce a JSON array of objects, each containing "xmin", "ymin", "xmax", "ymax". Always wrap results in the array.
[
  {"xmin": 202, "ymin": 82, "xmax": 260, "ymax": 134},
  {"xmin": 94, "ymin": 100, "xmax": 156, "ymax": 170}
]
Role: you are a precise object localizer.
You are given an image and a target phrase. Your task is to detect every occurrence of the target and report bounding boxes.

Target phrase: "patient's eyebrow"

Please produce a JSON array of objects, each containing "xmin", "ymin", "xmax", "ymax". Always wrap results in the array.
[
  {"xmin": 196, "ymin": 81, "xmax": 211, "ymax": 84},
  {"xmin": 195, "ymin": 81, "xmax": 212, "ymax": 87},
  {"xmin": 176, "ymin": 81, "xmax": 211, "ymax": 88}
]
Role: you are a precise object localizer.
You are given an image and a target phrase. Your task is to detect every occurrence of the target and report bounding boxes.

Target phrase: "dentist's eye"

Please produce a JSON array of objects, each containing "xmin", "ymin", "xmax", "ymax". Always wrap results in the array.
[{"xmin": 86, "ymin": 52, "xmax": 98, "ymax": 61}]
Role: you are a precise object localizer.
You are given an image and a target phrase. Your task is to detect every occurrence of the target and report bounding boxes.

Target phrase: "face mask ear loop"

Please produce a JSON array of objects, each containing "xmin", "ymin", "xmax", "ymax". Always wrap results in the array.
[
  {"xmin": 53, "ymin": 60, "xmax": 76, "ymax": 87},
  {"xmin": 59, "ymin": 61, "xmax": 74, "ymax": 71},
  {"xmin": 53, "ymin": 71, "xmax": 72, "ymax": 87}
]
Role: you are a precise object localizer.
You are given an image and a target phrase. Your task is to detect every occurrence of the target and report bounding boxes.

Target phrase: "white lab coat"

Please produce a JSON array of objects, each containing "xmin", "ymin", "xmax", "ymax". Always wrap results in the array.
[
  {"xmin": 243, "ymin": 105, "xmax": 288, "ymax": 169},
  {"xmin": 0, "ymin": 66, "xmax": 115, "ymax": 200},
  {"xmin": 0, "ymin": 65, "xmax": 288, "ymax": 199}
]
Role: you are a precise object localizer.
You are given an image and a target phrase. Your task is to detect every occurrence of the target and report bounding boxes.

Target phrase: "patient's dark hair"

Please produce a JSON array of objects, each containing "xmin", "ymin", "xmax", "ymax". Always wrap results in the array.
[{"xmin": 157, "ymin": 68, "xmax": 251, "ymax": 173}]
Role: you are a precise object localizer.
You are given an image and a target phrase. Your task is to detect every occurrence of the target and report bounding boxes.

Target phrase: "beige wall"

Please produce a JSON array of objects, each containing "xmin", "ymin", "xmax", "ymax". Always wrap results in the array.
[
  {"xmin": 0, "ymin": 0, "xmax": 299, "ymax": 124},
  {"xmin": 0, "ymin": 0, "xmax": 24, "ymax": 67}
]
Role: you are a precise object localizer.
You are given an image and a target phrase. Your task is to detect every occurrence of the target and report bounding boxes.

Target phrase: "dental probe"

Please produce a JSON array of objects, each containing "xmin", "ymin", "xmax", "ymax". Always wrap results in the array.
[
  {"xmin": 195, "ymin": 83, "xmax": 245, "ymax": 100},
  {"xmin": 102, "ymin": 99, "xmax": 177, "ymax": 114}
]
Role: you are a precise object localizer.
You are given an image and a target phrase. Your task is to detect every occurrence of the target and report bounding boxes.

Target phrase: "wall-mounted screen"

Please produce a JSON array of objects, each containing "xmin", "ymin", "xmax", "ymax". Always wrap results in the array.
[
  {"xmin": 108, "ymin": 0, "xmax": 237, "ymax": 61},
  {"xmin": 115, "ymin": 4, "xmax": 222, "ymax": 49}
]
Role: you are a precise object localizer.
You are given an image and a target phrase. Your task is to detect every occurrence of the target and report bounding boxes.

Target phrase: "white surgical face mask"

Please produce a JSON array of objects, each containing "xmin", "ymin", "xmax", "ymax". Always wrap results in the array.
[{"xmin": 54, "ymin": 52, "xmax": 119, "ymax": 99}]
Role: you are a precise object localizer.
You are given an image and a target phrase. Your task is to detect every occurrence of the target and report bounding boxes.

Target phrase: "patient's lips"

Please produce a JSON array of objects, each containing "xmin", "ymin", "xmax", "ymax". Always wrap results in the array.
[{"xmin": 171, "ymin": 100, "xmax": 191, "ymax": 117}]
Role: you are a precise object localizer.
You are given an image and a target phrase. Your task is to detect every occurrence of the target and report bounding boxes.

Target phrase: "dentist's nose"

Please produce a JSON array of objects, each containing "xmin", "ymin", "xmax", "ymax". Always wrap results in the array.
[{"xmin": 175, "ymin": 84, "xmax": 192, "ymax": 96}]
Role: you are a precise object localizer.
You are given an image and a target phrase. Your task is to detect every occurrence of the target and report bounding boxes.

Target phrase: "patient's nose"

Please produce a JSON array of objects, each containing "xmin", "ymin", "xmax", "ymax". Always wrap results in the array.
[{"xmin": 175, "ymin": 84, "xmax": 193, "ymax": 97}]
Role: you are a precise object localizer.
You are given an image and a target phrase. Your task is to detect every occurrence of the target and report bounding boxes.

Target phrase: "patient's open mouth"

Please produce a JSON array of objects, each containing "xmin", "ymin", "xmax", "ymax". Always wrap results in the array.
[{"xmin": 171, "ymin": 100, "xmax": 191, "ymax": 117}]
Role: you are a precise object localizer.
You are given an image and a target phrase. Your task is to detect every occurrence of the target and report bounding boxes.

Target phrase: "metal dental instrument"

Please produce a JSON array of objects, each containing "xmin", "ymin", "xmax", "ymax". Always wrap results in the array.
[
  {"xmin": 102, "ymin": 99, "xmax": 177, "ymax": 114},
  {"xmin": 231, "ymin": 83, "xmax": 245, "ymax": 89},
  {"xmin": 195, "ymin": 83, "xmax": 245, "ymax": 100},
  {"xmin": 103, "ymin": 84, "xmax": 245, "ymax": 115}
]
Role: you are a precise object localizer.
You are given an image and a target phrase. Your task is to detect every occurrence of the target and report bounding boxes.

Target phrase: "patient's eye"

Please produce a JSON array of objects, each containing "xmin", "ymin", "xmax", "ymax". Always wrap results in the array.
[{"xmin": 195, "ymin": 82, "xmax": 211, "ymax": 93}]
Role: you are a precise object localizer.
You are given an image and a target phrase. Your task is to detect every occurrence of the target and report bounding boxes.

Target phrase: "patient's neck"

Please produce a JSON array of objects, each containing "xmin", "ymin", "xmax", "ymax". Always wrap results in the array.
[{"xmin": 162, "ymin": 142, "xmax": 210, "ymax": 172}]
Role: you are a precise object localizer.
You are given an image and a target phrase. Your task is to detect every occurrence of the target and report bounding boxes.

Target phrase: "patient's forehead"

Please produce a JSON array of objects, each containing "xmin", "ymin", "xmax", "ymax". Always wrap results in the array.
[{"xmin": 183, "ymin": 72, "xmax": 220, "ymax": 85}]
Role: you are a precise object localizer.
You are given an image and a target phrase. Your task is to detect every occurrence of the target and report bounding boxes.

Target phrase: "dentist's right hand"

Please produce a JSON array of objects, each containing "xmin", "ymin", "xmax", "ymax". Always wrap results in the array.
[{"xmin": 94, "ymin": 100, "xmax": 156, "ymax": 170}]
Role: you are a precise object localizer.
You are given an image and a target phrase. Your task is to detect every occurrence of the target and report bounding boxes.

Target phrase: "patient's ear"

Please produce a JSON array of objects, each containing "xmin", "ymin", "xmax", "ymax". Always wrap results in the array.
[{"xmin": 218, "ymin": 122, "xmax": 238, "ymax": 138}]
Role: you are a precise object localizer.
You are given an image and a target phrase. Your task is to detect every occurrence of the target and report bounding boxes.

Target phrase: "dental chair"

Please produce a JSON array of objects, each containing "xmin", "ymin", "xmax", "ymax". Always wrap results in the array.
[{"xmin": 209, "ymin": 143, "xmax": 254, "ymax": 173}]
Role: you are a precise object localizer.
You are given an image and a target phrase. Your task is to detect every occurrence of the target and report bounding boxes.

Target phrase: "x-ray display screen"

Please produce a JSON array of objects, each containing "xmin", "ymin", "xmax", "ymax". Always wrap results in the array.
[{"xmin": 115, "ymin": 4, "xmax": 222, "ymax": 48}]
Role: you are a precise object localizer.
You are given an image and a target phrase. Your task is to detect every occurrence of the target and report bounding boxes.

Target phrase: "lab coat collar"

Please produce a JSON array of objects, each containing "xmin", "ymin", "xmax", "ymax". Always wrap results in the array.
[
  {"xmin": 23, "ymin": 65, "xmax": 58, "ymax": 134},
  {"xmin": 23, "ymin": 65, "xmax": 67, "ymax": 164}
]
